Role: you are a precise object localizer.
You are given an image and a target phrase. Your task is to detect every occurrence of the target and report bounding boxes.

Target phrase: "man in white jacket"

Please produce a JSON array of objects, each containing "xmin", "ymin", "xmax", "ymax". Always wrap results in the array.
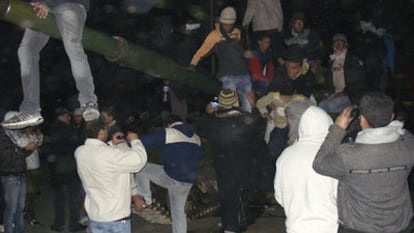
[
  {"xmin": 75, "ymin": 119, "xmax": 147, "ymax": 233},
  {"xmin": 274, "ymin": 102, "xmax": 338, "ymax": 233}
]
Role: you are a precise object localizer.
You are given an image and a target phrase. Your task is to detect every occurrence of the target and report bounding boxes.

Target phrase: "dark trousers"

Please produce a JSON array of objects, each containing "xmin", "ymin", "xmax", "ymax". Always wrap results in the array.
[
  {"xmin": 52, "ymin": 172, "xmax": 82, "ymax": 231},
  {"xmin": 213, "ymin": 150, "xmax": 252, "ymax": 233}
]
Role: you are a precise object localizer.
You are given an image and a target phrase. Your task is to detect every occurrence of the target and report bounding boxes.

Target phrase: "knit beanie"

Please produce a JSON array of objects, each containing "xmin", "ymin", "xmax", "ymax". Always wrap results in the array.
[
  {"xmin": 218, "ymin": 89, "xmax": 240, "ymax": 109},
  {"xmin": 219, "ymin": 7, "xmax": 236, "ymax": 24},
  {"xmin": 332, "ymin": 33, "xmax": 347, "ymax": 43},
  {"xmin": 359, "ymin": 92, "xmax": 394, "ymax": 128}
]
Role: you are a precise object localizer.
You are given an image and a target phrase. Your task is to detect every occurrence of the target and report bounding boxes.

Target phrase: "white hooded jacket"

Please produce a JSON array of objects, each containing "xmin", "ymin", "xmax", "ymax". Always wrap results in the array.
[{"xmin": 274, "ymin": 106, "xmax": 338, "ymax": 233}]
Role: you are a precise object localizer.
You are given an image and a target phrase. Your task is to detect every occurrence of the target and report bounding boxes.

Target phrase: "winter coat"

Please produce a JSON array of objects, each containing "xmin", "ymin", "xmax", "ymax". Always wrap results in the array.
[
  {"xmin": 275, "ymin": 106, "xmax": 338, "ymax": 233},
  {"xmin": 313, "ymin": 121, "xmax": 414, "ymax": 233},
  {"xmin": 191, "ymin": 23, "xmax": 249, "ymax": 77},
  {"xmin": 0, "ymin": 128, "xmax": 27, "ymax": 176}
]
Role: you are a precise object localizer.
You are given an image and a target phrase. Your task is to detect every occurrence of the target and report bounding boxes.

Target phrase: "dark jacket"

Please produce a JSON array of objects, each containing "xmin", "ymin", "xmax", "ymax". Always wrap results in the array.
[
  {"xmin": 191, "ymin": 23, "xmax": 249, "ymax": 77},
  {"xmin": 139, "ymin": 123, "xmax": 205, "ymax": 184},
  {"xmin": 0, "ymin": 128, "xmax": 27, "ymax": 176},
  {"xmin": 282, "ymin": 27, "xmax": 324, "ymax": 61},
  {"xmin": 313, "ymin": 124, "xmax": 414, "ymax": 233},
  {"xmin": 326, "ymin": 53, "xmax": 367, "ymax": 104},
  {"xmin": 268, "ymin": 65, "xmax": 315, "ymax": 98},
  {"xmin": 48, "ymin": 121, "xmax": 81, "ymax": 174}
]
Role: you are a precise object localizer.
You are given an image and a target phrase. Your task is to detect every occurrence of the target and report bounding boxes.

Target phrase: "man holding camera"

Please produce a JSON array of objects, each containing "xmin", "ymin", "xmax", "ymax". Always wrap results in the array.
[
  {"xmin": 75, "ymin": 119, "xmax": 147, "ymax": 233},
  {"xmin": 313, "ymin": 92, "xmax": 414, "ymax": 233}
]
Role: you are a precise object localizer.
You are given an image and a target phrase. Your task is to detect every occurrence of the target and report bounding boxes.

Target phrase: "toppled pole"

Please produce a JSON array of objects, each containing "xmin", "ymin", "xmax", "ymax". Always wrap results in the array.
[{"xmin": 0, "ymin": 0, "xmax": 221, "ymax": 95}]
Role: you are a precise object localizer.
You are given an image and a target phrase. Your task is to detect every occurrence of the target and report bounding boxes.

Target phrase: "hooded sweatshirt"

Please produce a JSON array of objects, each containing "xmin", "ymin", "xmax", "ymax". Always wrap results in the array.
[{"xmin": 274, "ymin": 106, "xmax": 338, "ymax": 233}]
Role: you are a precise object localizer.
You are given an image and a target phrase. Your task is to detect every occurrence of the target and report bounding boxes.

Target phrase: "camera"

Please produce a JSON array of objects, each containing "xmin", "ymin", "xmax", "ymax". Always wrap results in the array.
[
  {"xmin": 116, "ymin": 135, "xmax": 126, "ymax": 140},
  {"xmin": 210, "ymin": 96, "xmax": 219, "ymax": 108},
  {"xmin": 350, "ymin": 107, "xmax": 359, "ymax": 119}
]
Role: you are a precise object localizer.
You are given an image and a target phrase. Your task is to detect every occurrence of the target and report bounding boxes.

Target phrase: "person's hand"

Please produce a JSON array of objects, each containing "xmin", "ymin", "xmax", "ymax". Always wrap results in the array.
[
  {"xmin": 30, "ymin": 2, "xmax": 50, "ymax": 19},
  {"xmin": 263, "ymin": 113, "xmax": 273, "ymax": 122},
  {"xmin": 111, "ymin": 132, "xmax": 126, "ymax": 145},
  {"xmin": 335, "ymin": 106, "xmax": 353, "ymax": 130},
  {"xmin": 132, "ymin": 195, "xmax": 146, "ymax": 212},
  {"xmin": 127, "ymin": 131, "xmax": 138, "ymax": 142},
  {"xmin": 205, "ymin": 103, "xmax": 215, "ymax": 114},
  {"xmin": 25, "ymin": 142, "xmax": 39, "ymax": 151},
  {"xmin": 185, "ymin": 65, "xmax": 196, "ymax": 72},
  {"xmin": 247, "ymin": 90, "xmax": 256, "ymax": 108},
  {"xmin": 270, "ymin": 102, "xmax": 278, "ymax": 110}
]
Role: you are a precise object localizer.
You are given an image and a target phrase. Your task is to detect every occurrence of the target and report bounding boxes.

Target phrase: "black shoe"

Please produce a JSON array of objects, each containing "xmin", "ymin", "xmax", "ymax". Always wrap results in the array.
[
  {"xmin": 50, "ymin": 225, "xmax": 64, "ymax": 232},
  {"xmin": 69, "ymin": 224, "xmax": 87, "ymax": 232}
]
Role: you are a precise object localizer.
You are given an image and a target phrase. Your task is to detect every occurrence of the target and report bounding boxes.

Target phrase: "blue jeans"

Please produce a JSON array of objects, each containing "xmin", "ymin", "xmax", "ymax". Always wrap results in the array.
[
  {"xmin": 89, "ymin": 219, "xmax": 131, "ymax": 233},
  {"xmin": 17, "ymin": 2, "xmax": 97, "ymax": 114},
  {"xmin": 135, "ymin": 163, "xmax": 192, "ymax": 233},
  {"xmin": 1, "ymin": 175, "xmax": 26, "ymax": 233},
  {"xmin": 222, "ymin": 75, "xmax": 252, "ymax": 113}
]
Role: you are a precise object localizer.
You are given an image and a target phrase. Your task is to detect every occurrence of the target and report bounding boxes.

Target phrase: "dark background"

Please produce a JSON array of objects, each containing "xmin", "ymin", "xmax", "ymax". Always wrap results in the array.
[{"xmin": 0, "ymin": 0, "xmax": 413, "ymax": 127}]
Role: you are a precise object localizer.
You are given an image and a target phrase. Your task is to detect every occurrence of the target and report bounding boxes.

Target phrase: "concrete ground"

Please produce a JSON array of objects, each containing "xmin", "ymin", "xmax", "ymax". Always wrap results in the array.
[{"xmin": 25, "ymin": 181, "xmax": 287, "ymax": 233}]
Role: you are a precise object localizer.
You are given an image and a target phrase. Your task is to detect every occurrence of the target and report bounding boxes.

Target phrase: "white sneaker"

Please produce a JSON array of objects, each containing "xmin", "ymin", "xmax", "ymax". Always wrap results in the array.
[
  {"xmin": 1, "ymin": 112, "xmax": 44, "ymax": 129},
  {"xmin": 81, "ymin": 102, "xmax": 100, "ymax": 122},
  {"xmin": 0, "ymin": 224, "xmax": 4, "ymax": 232}
]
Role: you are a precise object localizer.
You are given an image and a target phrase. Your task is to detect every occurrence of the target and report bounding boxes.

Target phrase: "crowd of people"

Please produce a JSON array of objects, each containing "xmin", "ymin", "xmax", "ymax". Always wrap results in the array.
[{"xmin": 0, "ymin": 1, "xmax": 413, "ymax": 233}]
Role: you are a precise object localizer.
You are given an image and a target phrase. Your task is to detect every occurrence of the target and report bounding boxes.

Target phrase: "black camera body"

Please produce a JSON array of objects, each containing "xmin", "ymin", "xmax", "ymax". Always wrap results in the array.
[
  {"xmin": 350, "ymin": 107, "xmax": 359, "ymax": 119},
  {"xmin": 116, "ymin": 135, "xmax": 126, "ymax": 140}
]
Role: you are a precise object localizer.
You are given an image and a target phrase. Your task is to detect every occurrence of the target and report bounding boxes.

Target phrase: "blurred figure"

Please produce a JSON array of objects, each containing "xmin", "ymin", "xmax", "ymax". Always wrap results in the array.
[
  {"xmin": 47, "ymin": 107, "xmax": 84, "ymax": 232},
  {"xmin": 280, "ymin": 12, "xmax": 324, "ymax": 74},
  {"xmin": 269, "ymin": 50, "xmax": 315, "ymax": 99},
  {"xmin": 314, "ymin": 92, "xmax": 414, "ymax": 233},
  {"xmin": 248, "ymin": 34, "xmax": 275, "ymax": 97},
  {"xmin": 135, "ymin": 114, "xmax": 204, "ymax": 233},
  {"xmin": 318, "ymin": 33, "xmax": 366, "ymax": 113},
  {"xmin": 196, "ymin": 90, "xmax": 260, "ymax": 233},
  {"xmin": 190, "ymin": 7, "xmax": 253, "ymax": 113},
  {"xmin": 242, "ymin": 0, "xmax": 284, "ymax": 57},
  {"xmin": 101, "ymin": 106, "xmax": 121, "ymax": 142},
  {"xmin": 14, "ymin": 126, "xmax": 43, "ymax": 226},
  {"xmin": 274, "ymin": 103, "xmax": 338, "ymax": 233},
  {"xmin": 0, "ymin": 112, "xmax": 37, "ymax": 233}
]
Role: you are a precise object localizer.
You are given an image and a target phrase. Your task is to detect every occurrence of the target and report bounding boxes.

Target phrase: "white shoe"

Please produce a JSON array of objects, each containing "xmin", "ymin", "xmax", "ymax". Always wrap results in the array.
[
  {"xmin": 1, "ymin": 112, "xmax": 44, "ymax": 129},
  {"xmin": 81, "ymin": 102, "xmax": 100, "ymax": 122},
  {"xmin": 0, "ymin": 224, "xmax": 4, "ymax": 232}
]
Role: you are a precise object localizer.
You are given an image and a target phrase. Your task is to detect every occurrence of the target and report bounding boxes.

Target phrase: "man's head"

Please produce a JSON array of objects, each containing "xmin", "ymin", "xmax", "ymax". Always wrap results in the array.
[
  {"xmin": 85, "ymin": 118, "xmax": 107, "ymax": 141},
  {"xmin": 332, "ymin": 33, "xmax": 348, "ymax": 52},
  {"xmin": 219, "ymin": 7, "xmax": 236, "ymax": 33},
  {"xmin": 284, "ymin": 50, "xmax": 303, "ymax": 79},
  {"xmin": 359, "ymin": 92, "xmax": 394, "ymax": 129},
  {"xmin": 291, "ymin": 12, "xmax": 305, "ymax": 33},
  {"xmin": 258, "ymin": 34, "xmax": 272, "ymax": 52},
  {"xmin": 165, "ymin": 114, "xmax": 183, "ymax": 127},
  {"xmin": 218, "ymin": 89, "xmax": 240, "ymax": 110},
  {"xmin": 55, "ymin": 107, "xmax": 71, "ymax": 125},
  {"xmin": 100, "ymin": 106, "xmax": 116, "ymax": 126},
  {"xmin": 73, "ymin": 108, "xmax": 83, "ymax": 126}
]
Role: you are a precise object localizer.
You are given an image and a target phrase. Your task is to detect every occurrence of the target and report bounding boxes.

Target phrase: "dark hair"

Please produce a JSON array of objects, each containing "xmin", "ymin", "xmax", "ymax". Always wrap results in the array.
[
  {"xmin": 165, "ymin": 114, "xmax": 183, "ymax": 125},
  {"xmin": 85, "ymin": 118, "xmax": 106, "ymax": 138},
  {"xmin": 259, "ymin": 33, "xmax": 272, "ymax": 41},
  {"xmin": 101, "ymin": 105, "xmax": 116, "ymax": 118},
  {"xmin": 279, "ymin": 81, "xmax": 295, "ymax": 96},
  {"xmin": 359, "ymin": 92, "xmax": 394, "ymax": 128}
]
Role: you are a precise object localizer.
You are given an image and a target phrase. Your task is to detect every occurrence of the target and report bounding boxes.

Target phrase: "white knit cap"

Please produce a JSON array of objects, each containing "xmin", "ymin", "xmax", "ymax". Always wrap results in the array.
[{"xmin": 219, "ymin": 7, "xmax": 236, "ymax": 24}]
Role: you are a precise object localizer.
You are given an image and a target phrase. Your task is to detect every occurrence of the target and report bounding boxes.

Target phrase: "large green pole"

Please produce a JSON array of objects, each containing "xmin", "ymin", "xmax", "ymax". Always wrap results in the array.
[{"xmin": 0, "ymin": 0, "xmax": 221, "ymax": 95}]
